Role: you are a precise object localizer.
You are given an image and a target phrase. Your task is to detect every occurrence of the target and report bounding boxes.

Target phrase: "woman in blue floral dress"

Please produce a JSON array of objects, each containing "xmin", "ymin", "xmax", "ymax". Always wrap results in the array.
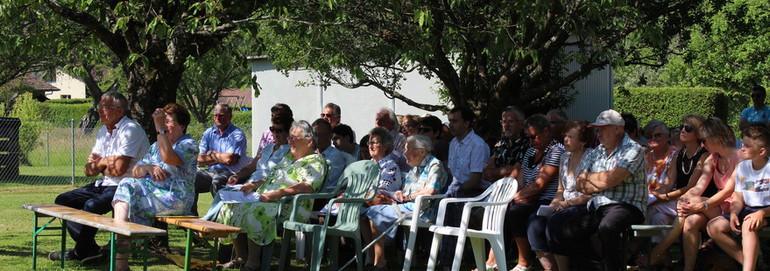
[
  {"xmin": 112, "ymin": 103, "xmax": 198, "ymax": 271},
  {"xmin": 218, "ymin": 120, "xmax": 327, "ymax": 271}
]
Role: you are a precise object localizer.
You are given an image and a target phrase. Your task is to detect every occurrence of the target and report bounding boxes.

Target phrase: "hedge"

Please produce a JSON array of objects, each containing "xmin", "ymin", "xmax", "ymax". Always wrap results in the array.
[
  {"xmin": 46, "ymin": 99, "xmax": 91, "ymax": 104},
  {"xmin": 45, "ymin": 103, "xmax": 92, "ymax": 121},
  {"xmin": 614, "ymin": 87, "xmax": 728, "ymax": 129}
]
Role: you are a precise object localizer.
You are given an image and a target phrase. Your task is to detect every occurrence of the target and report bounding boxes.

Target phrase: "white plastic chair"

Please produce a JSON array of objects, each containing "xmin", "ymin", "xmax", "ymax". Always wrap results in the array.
[
  {"xmin": 426, "ymin": 177, "xmax": 518, "ymax": 271},
  {"xmin": 401, "ymin": 194, "xmax": 445, "ymax": 271}
]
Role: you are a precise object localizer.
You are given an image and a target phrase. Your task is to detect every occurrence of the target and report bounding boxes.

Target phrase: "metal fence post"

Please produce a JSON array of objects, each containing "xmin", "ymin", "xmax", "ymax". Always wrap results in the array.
[
  {"xmin": 45, "ymin": 131, "xmax": 50, "ymax": 167},
  {"xmin": 71, "ymin": 119, "xmax": 75, "ymax": 186}
]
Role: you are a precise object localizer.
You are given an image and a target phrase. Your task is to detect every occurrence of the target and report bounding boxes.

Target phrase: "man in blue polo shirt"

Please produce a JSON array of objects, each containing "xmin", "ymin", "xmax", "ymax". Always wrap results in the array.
[
  {"xmin": 193, "ymin": 103, "xmax": 248, "ymax": 216},
  {"xmin": 740, "ymin": 85, "xmax": 770, "ymax": 131}
]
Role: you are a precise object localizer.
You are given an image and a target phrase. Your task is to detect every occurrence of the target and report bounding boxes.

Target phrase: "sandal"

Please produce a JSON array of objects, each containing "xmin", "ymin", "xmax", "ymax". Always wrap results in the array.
[
  {"xmin": 510, "ymin": 265, "xmax": 529, "ymax": 271},
  {"xmin": 218, "ymin": 258, "xmax": 245, "ymax": 270},
  {"xmin": 471, "ymin": 263, "xmax": 498, "ymax": 271}
]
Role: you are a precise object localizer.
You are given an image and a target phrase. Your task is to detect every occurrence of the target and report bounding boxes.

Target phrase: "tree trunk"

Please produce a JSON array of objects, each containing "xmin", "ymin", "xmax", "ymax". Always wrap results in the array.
[{"xmin": 125, "ymin": 63, "xmax": 183, "ymax": 143}]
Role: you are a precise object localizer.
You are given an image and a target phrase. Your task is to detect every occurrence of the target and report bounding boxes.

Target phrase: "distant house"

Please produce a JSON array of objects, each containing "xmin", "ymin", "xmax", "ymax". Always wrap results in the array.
[
  {"xmin": 45, "ymin": 70, "xmax": 86, "ymax": 100},
  {"xmin": 217, "ymin": 88, "xmax": 252, "ymax": 108}
]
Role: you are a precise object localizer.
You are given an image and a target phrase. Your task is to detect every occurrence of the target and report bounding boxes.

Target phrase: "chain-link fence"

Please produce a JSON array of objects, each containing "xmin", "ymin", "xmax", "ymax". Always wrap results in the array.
[{"xmin": 0, "ymin": 118, "xmax": 253, "ymax": 186}]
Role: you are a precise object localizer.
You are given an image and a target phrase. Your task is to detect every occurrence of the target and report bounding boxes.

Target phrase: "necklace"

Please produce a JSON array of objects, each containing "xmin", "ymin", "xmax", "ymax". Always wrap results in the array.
[{"xmin": 680, "ymin": 146, "xmax": 701, "ymax": 175}]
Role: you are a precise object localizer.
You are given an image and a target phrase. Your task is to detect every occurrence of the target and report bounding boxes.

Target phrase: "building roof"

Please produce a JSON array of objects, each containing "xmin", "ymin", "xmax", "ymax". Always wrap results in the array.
[{"xmin": 218, "ymin": 88, "xmax": 252, "ymax": 107}]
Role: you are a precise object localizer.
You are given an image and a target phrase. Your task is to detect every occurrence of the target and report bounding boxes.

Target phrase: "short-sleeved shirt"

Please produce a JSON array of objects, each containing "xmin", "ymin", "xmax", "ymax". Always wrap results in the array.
[
  {"xmin": 740, "ymin": 105, "xmax": 770, "ymax": 125},
  {"xmin": 446, "ymin": 130, "xmax": 490, "ymax": 196},
  {"xmin": 521, "ymin": 140, "xmax": 564, "ymax": 201},
  {"xmin": 92, "ymin": 116, "xmax": 150, "ymax": 186},
  {"xmin": 584, "ymin": 134, "xmax": 647, "ymax": 213},
  {"xmin": 250, "ymin": 143, "xmax": 290, "ymax": 182},
  {"xmin": 734, "ymin": 159, "xmax": 770, "ymax": 208},
  {"xmin": 321, "ymin": 146, "xmax": 350, "ymax": 190},
  {"xmin": 374, "ymin": 154, "xmax": 403, "ymax": 191},
  {"xmin": 256, "ymin": 129, "xmax": 274, "ymax": 155},
  {"xmin": 491, "ymin": 134, "xmax": 529, "ymax": 168},
  {"xmin": 559, "ymin": 149, "xmax": 593, "ymax": 202},
  {"xmin": 198, "ymin": 123, "xmax": 247, "ymax": 172},
  {"xmin": 402, "ymin": 154, "xmax": 448, "ymax": 219}
]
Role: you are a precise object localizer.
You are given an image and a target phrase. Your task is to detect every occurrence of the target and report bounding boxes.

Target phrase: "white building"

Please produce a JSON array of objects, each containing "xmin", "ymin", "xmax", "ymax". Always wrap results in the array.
[
  {"xmin": 45, "ymin": 70, "xmax": 86, "ymax": 100},
  {"xmin": 249, "ymin": 56, "xmax": 612, "ymax": 154}
]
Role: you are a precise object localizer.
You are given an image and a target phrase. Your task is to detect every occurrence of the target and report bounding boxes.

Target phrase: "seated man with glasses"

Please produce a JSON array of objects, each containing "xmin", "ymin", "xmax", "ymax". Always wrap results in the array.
[
  {"xmin": 193, "ymin": 103, "xmax": 249, "ymax": 216},
  {"xmin": 482, "ymin": 106, "xmax": 529, "ymax": 183}
]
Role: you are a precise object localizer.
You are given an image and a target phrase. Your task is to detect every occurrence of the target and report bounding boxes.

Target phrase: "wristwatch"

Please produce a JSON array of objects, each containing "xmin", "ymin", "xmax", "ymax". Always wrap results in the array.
[{"xmin": 157, "ymin": 130, "xmax": 166, "ymax": 135}]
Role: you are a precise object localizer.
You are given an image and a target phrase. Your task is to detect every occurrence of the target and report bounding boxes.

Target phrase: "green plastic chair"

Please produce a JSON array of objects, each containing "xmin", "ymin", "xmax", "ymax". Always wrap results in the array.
[{"xmin": 278, "ymin": 160, "xmax": 380, "ymax": 271}]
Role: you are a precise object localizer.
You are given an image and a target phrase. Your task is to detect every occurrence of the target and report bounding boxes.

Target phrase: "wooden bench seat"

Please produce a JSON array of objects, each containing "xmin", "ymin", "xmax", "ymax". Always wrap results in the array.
[
  {"xmin": 22, "ymin": 203, "xmax": 166, "ymax": 271},
  {"xmin": 156, "ymin": 216, "xmax": 241, "ymax": 271}
]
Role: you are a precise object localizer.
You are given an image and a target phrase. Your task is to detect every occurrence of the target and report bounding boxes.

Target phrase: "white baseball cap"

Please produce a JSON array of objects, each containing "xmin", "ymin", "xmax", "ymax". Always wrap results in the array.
[{"xmin": 589, "ymin": 109, "xmax": 625, "ymax": 127}]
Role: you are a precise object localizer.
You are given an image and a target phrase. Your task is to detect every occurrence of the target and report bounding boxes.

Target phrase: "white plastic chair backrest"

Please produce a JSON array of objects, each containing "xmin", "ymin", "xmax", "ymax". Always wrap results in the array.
[{"xmin": 481, "ymin": 177, "xmax": 518, "ymax": 233}]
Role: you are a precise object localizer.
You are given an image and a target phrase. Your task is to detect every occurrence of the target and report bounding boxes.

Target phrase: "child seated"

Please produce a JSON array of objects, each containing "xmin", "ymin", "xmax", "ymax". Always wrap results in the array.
[{"xmin": 707, "ymin": 124, "xmax": 770, "ymax": 271}]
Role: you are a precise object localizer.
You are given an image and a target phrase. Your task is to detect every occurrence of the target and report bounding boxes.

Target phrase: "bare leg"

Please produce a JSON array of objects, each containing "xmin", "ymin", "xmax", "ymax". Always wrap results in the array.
[
  {"xmin": 681, "ymin": 214, "xmax": 708, "ymax": 271},
  {"xmin": 369, "ymin": 220, "xmax": 387, "ymax": 268},
  {"xmin": 113, "ymin": 201, "xmax": 130, "ymax": 271},
  {"xmin": 742, "ymin": 220, "xmax": 765, "ymax": 271},
  {"xmin": 514, "ymin": 237, "xmax": 532, "ymax": 267},
  {"xmin": 535, "ymin": 251, "xmax": 556, "ymax": 271},
  {"xmin": 244, "ymin": 240, "xmax": 262, "ymax": 269},
  {"xmin": 553, "ymin": 253, "xmax": 569, "ymax": 271},
  {"xmin": 649, "ymin": 216, "xmax": 685, "ymax": 265},
  {"xmin": 706, "ymin": 216, "xmax": 743, "ymax": 263}
]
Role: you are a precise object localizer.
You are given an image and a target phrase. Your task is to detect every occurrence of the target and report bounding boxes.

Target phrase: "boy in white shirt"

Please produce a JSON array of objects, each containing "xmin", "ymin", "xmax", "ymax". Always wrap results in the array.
[{"xmin": 707, "ymin": 124, "xmax": 770, "ymax": 271}]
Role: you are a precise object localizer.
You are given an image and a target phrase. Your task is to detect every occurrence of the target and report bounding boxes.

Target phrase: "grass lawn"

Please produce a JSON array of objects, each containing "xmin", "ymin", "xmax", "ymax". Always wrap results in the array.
[{"xmin": 0, "ymin": 184, "xmax": 325, "ymax": 271}]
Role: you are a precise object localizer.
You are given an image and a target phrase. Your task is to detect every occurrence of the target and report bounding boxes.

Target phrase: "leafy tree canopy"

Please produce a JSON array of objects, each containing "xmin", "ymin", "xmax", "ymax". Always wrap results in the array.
[{"xmin": 258, "ymin": 0, "xmax": 705, "ymax": 120}]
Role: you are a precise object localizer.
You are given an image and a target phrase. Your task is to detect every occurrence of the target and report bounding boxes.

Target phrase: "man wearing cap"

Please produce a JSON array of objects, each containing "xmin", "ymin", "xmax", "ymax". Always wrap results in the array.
[{"xmin": 548, "ymin": 109, "xmax": 646, "ymax": 271}]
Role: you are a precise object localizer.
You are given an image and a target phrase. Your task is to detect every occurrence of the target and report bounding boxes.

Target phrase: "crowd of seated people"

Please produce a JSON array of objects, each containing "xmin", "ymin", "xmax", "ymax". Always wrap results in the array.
[{"xmin": 48, "ymin": 86, "xmax": 770, "ymax": 271}]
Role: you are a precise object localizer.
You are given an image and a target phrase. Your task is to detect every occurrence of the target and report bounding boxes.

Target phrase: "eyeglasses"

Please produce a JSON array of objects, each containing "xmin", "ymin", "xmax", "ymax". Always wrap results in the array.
[
  {"xmin": 680, "ymin": 125, "xmax": 694, "ymax": 133},
  {"xmin": 269, "ymin": 126, "xmax": 285, "ymax": 133},
  {"xmin": 97, "ymin": 105, "xmax": 121, "ymax": 111},
  {"xmin": 287, "ymin": 135, "xmax": 309, "ymax": 141},
  {"xmin": 320, "ymin": 113, "xmax": 336, "ymax": 117},
  {"xmin": 418, "ymin": 127, "xmax": 433, "ymax": 133},
  {"xmin": 368, "ymin": 141, "xmax": 383, "ymax": 146}
]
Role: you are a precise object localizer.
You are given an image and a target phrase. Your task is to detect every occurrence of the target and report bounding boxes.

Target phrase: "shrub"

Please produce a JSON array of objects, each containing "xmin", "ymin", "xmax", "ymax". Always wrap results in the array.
[
  {"xmin": 45, "ymin": 103, "xmax": 92, "ymax": 121},
  {"xmin": 10, "ymin": 94, "xmax": 48, "ymax": 166},
  {"xmin": 614, "ymin": 87, "xmax": 728, "ymax": 129}
]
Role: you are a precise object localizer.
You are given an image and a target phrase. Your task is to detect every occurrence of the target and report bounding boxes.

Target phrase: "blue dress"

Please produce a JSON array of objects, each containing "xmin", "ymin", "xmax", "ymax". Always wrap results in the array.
[{"xmin": 113, "ymin": 135, "xmax": 199, "ymax": 225}]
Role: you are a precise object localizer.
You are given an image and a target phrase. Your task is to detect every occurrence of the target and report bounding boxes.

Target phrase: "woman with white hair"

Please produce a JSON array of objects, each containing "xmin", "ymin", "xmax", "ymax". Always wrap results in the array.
[
  {"xmin": 217, "ymin": 120, "xmax": 327, "ymax": 271},
  {"xmin": 361, "ymin": 135, "xmax": 448, "ymax": 271}
]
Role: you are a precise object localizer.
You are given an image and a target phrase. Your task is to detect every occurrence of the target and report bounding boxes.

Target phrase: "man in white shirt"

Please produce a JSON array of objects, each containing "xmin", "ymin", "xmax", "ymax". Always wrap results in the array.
[{"xmin": 49, "ymin": 92, "xmax": 150, "ymax": 264}]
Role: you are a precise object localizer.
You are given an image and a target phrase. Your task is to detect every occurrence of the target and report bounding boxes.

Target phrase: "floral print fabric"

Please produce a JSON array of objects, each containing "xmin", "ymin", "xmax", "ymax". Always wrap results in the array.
[
  {"xmin": 113, "ymin": 135, "xmax": 199, "ymax": 225},
  {"xmin": 218, "ymin": 153, "xmax": 327, "ymax": 245}
]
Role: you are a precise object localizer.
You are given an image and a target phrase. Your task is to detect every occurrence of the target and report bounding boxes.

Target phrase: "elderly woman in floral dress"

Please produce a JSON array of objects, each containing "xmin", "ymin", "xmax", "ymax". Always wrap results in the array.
[
  {"xmin": 112, "ymin": 103, "xmax": 199, "ymax": 271},
  {"xmin": 361, "ymin": 135, "xmax": 447, "ymax": 271},
  {"xmin": 217, "ymin": 120, "xmax": 327, "ymax": 271}
]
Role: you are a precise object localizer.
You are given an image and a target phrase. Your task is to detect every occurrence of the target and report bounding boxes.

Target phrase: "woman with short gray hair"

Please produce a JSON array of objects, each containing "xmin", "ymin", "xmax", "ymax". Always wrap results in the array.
[
  {"xmin": 368, "ymin": 127, "xmax": 401, "ymax": 191},
  {"xmin": 362, "ymin": 134, "xmax": 448, "ymax": 270}
]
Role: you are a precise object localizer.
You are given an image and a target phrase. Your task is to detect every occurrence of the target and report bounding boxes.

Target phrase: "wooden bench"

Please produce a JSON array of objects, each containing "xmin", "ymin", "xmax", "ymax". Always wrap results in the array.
[
  {"xmin": 156, "ymin": 216, "xmax": 242, "ymax": 271},
  {"xmin": 22, "ymin": 203, "xmax": 166, "ymax": 271}
]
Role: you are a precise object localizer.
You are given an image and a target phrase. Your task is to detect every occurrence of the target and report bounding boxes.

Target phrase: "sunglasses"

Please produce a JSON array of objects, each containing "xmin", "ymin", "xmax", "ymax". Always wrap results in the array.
[
  {"xmin": 320, "ymin": 113, "xmax": 336, "ymax": 117},
  {"xmin": 269, "ymin": 126, "xmax": 286, "ymax": 133},
  {"xmin": 680, "ymin": 125, "xmax": 694, "ymax": 133}
]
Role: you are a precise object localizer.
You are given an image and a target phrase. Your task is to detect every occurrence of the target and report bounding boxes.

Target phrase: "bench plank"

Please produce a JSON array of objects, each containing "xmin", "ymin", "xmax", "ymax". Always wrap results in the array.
[
  {"xmin": 22, "ymin": 203, "xmax": 166, "ymax": 237},
  {"xmin": 156, "ymin": 217, "xmax": 241, "ymax": 238}
]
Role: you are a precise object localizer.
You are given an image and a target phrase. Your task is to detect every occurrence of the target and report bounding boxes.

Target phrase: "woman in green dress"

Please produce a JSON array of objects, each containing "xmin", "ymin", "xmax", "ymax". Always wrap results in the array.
[{"xmin": 218, "ymin": 120, "xmax": 327, "ymax": 271}]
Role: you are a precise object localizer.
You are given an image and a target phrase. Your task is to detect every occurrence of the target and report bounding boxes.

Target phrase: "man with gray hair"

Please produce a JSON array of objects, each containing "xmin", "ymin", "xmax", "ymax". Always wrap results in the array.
[
  {"xmin": 321, "ymin": 103, "xmax": 342, "ymax": 128},
  {"xmin": 546, "ymin": 108, "xmax": 569, "ymax": 143},
  {"xmin": 375, "ymin": 108, "xmax": 409, "ymax": 171},
  {"xmin": 483, "ymin": 106, "xmax": 529, "ymax": 183},
  {"xmin": 193, "ymin": 103, "xmax": 248, "ymax": 216},
  {"xmin": 549, "ymin": 109, "xmax": 646, "ymax": 270},
  {"xmin": 49, "ymin": 91, "xmax": 150, "ymax": 263}
]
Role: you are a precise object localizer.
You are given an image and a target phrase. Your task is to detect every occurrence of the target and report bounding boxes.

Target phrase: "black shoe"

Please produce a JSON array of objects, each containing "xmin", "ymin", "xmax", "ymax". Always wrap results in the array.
[{"xmin": 48, "ymin": 249, "xmax": 77, "ymax": 261}]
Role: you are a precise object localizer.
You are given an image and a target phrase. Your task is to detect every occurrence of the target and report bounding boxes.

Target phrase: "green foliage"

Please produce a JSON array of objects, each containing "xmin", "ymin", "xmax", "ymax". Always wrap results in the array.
[
  {"xmin": 614, "ymin": 87, "xmax": 728, "ymax": 129},
  {"xmin": 45, "ymin": 103, "xmax": 92, "ymax": 121},
  {"xmin": 9, "ymin": 93, "xmax": 48, "ymax": 166},
  {"xmin": 258, "ymin": 0, "xmax": 704, "ymax": 119}
]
